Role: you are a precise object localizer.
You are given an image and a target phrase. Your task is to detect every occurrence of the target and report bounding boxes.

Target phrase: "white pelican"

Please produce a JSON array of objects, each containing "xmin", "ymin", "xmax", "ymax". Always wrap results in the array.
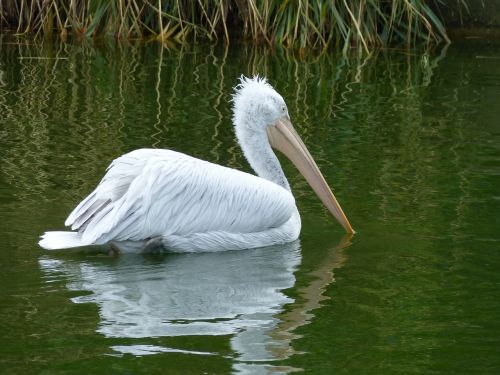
[{"xmin": 39, "ymin": 76, "xmax": 353, "ymax": 253}]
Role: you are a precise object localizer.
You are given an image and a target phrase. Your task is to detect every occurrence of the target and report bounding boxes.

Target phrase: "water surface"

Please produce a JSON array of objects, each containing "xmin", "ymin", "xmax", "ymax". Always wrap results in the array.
[{"xmin": 0, "ymin": 38, "xmax": 499, "ymax": 374}]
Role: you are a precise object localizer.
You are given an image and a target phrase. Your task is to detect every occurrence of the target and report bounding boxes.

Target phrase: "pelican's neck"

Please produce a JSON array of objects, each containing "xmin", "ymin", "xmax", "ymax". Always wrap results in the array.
[{"xmin": 236, "ymin": 123, "xmax": 291, "ymax": 191}]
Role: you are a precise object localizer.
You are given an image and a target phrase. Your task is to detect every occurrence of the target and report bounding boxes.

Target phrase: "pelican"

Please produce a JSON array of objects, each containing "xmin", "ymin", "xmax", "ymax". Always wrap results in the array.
[{"xmin": 39, "ymin": 76, "xmax": 354, "ymax": 253}]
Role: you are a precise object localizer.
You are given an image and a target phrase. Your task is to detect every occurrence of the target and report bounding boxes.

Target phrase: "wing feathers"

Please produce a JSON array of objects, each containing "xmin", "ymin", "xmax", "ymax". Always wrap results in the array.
[
  {"xmin": 68, "ymin": 149, "xmax": 295, "ymax": 245},
  {"xmin": 71, "ymin": 198, "xmax": 110, "ymax": 231}
]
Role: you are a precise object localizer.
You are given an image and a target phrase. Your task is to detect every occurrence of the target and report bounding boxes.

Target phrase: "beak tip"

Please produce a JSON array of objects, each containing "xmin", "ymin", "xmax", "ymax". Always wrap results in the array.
[{"xmin": 342, "ymin": 222, "xmax": 355, "ymax": 234}]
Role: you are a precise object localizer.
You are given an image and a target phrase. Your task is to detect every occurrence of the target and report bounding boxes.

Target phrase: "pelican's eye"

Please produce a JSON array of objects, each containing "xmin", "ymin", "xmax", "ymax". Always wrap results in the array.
[{"xmin": 281, "ymin": 106, "xmax": 286, "ymax": 113}]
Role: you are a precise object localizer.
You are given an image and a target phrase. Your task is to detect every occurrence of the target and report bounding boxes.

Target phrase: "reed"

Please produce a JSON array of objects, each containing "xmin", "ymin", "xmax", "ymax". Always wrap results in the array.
[{"xmin": 0, "ymin": 1, "xmax": 461, "ymax": 49}]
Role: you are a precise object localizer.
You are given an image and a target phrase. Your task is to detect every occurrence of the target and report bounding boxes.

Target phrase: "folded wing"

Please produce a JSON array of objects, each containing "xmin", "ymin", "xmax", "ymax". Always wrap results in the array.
[{"xmin": 65, "ymin": 149, "xmax": 296, "ymax": 245}]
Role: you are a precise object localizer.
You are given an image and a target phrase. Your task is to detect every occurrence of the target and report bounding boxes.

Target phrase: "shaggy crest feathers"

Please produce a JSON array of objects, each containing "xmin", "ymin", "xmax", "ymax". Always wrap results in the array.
[
  {"xmin": 233, "ymin": 75, "xmax": 272, "ymax": 96},
  {"xmin": 232, "ymin": 75, "xmax": 274, "ymax": 109},
  {"xmin": 231, "ymin": 75, "xmax": 286, "ymax": 131}
]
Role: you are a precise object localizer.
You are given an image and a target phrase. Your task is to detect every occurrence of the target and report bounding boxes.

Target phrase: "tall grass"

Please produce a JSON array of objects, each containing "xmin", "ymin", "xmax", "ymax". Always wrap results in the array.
[{"xmin": 0, "ymin": 1, "xmax": 458, "ymax": 49}]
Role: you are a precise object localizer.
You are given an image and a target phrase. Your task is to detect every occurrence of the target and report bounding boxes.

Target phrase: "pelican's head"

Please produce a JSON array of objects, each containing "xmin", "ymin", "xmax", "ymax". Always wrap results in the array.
[
  {"xmin": 232, "ymin": 76, "xmax": 354, "ymax": 234},
  {"xmin": 232, "ymin": 75, "xmax": 289, "ymax": 133}
]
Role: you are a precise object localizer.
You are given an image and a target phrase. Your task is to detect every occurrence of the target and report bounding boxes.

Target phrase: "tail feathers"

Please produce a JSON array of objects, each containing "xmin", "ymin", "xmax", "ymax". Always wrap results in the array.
[{"xmin": 39, "ymin": 231, "xmax": 89, "ymax": 250}]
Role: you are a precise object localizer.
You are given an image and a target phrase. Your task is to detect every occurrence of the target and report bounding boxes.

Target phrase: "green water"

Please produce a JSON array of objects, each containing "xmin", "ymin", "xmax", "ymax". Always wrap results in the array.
[{"xmin": 0, "ymin": 38, "xmax": 499, "ymax": 374}]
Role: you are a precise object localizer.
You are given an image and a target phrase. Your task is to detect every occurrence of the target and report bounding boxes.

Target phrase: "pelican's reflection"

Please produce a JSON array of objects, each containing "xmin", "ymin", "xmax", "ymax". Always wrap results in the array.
[{"xmin": 39, "ymin": 236, "xmax": 352, "ymax": 371}]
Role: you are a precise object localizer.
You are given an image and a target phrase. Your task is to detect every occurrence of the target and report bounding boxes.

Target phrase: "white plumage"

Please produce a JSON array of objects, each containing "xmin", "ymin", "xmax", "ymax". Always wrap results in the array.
[{"xmin": 40, "ymin": 76, "xmax": 352, "ymax": 253}]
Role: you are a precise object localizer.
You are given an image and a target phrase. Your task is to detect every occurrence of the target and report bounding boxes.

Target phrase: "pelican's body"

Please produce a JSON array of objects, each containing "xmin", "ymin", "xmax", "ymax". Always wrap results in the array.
[{"xmin": 40, "ymin": 76, "xmax": 352, "ymax": 253}]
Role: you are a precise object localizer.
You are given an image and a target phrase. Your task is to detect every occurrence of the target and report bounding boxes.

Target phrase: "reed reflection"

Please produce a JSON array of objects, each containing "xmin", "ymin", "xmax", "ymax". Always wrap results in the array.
[{"xmin": 0, "ymin": 37, "xmax": 482, "ymax": 245}]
